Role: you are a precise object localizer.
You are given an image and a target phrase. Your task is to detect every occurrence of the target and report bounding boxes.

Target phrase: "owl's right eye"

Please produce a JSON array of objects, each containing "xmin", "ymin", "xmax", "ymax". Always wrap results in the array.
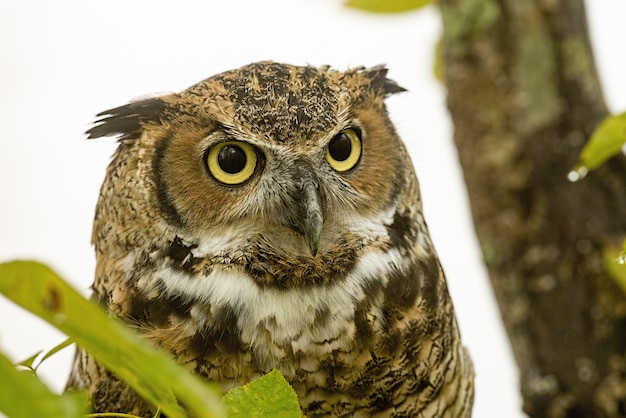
[
  {"xmin": 205, "ymin": 141, "xmax": 258, "ymax": 185},
  {"xmin": 325, "ymin": 128, "xmax": 362, "ymax": 173}
]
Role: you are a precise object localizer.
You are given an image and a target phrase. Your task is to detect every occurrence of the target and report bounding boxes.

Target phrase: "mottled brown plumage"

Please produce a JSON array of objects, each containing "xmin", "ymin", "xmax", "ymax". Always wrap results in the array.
[{"xmin": 67, "ymin": 62, "xmax": 474, "ymax": 417}]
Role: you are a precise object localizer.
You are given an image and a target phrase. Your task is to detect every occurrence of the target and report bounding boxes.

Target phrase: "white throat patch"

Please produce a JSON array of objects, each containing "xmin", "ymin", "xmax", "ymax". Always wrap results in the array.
[{"xmin": 154, "ymin": 246, "xmax": 406, "ymax": 361}]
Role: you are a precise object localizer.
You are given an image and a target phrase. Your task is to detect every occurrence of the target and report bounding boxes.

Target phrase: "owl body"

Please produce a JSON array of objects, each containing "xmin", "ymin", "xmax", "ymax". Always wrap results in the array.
[{"xmin": 67, "ymin": 62, "xmax": 474, "ymax": 417}]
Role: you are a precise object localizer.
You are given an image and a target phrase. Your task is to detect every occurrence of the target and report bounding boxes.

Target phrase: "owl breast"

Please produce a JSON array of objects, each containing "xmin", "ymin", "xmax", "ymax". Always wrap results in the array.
[{"xmin": 118, "ymin": 203, "xmax": 406, "ymax": 362}]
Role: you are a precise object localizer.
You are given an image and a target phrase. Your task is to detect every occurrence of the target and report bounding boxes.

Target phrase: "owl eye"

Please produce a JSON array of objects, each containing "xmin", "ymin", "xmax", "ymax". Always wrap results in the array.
[
  {"xmin": 206, "ymin": 141, "xmax": 258, "ymax": 185},
  {"xmin": 325, "ymin": 128, "xmax": 362, "ymax": 173}
]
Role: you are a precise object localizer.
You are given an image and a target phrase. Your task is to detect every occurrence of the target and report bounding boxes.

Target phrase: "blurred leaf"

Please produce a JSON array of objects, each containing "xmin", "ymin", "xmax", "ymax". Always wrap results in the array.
[
  {"xmin": 38, "ymin": 338, "xmax": 74, "ymax": 368},
  {"xmin": 573, "ymin": 112, "xmax": 626, "ymax": 174},
  {"xmin": 0, "ymin": 260, "xmax": 225, "ymax": 418},
  {"xmin": 18, "ymin": 338, "xmax": 74, "ymax": 374},
  {"xmin": 433, "ymin": 37, "xmax": 444, "ymax": 82},
  {"xmin": 346, "ymin": 0, "xmax": 431, "ymax": 13},
  {"xmin": 17, "ymin": 350, "xmax": 43, "ymax": 371},
  {"xmin": 223, "ymin": 369, "xmax": 302, "ymax": 418},
  {"xmin": 603, "ymin": 245, "xmax": 626, "ymax": 295},
  {"xmin": 0, "ymin": 349, "xmax": 87, "ymax": 418}
]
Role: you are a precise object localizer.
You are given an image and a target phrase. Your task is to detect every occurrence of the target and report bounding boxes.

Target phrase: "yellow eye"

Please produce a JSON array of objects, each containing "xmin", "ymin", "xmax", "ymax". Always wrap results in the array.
[
  {"xmin": 325, "ymin": 128, "xmax": 362, "ymax": 173},
  {"xmin": 206, "ymin": 141, "xmax": 258, "ymax": 185}
]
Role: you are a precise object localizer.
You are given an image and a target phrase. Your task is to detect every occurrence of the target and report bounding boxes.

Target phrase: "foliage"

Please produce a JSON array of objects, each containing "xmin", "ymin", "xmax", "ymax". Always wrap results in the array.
[
  {"xmin": 603, "ymin": 246, "xmax": 626, "ymax": 295},
  {"xmin": 0, "ymin": 260, "xmax": 302, "ymax": 418},
  {"xmin": 570, "ymin": 112, "xmax": 626, "ymax": 180},
  {"xmin": 433, "ymin": 39, "xmax": 444, "ymax": 82},
  {"xmin": 0, "ymin": 350, "xmax": 87, "ymax": 418},
  {"xmin": 222, "ymin": 370, "xmax": 302, "ymax": 418},
  {"xmin": 572, "ymin": 112, "xmax": 626, "ymax": 264},
  {"xmin": 17, "ymin": 338, "xmax": 74, "ymax": 373},
  {"xmin": 345, "ymin": 0, "xmax": 431, "ymax": 13}
]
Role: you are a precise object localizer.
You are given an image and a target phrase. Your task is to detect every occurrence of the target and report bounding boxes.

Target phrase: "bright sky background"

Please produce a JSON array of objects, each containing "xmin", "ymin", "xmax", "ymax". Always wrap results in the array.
[{"xmin": 1, "ymin": 1, "xmax": 624, "ymax": 417}]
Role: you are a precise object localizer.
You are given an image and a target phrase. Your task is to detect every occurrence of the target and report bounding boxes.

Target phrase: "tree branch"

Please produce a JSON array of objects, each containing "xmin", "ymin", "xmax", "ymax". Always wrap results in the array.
[{"xmin": 437, "ymin": 0, "xmax": 626, "ymax": 416}]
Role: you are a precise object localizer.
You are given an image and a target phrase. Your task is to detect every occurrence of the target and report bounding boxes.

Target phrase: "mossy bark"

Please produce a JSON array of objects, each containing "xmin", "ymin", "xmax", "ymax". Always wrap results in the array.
[{"xmin": 437, "ymin": 0, "xmax": 626, "ymax": 416}]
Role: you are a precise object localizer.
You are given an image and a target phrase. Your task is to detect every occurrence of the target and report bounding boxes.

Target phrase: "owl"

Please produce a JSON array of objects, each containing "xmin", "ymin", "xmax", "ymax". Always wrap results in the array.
[{"xmin": 66, "ymin": 62, "xmax": 474, "ymax": 417}]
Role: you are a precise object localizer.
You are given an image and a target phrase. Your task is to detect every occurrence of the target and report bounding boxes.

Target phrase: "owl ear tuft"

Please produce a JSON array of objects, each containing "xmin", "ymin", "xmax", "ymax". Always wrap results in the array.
[
  {"xmin": 86, "ymin": 96, "xmax": 168, "ymax": 141},
  {"xmin": 366, "ymin": 65, "xmax": 407, "ymax": 97}
]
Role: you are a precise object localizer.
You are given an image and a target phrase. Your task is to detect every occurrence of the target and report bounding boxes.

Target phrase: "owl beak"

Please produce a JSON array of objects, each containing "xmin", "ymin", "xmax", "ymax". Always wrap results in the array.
[
  {"xmin": 302, "ymin": 183, "xmax": 323, "ymax": 256},
  {"xmin": 294, "ymin": 161, "xmax": 323, "ymax": 256}
]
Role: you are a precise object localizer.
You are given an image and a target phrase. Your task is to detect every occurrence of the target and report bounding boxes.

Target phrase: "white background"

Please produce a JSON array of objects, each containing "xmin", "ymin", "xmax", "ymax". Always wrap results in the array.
[{"xmin": 1, "ymin": 1, "xmax": 624, "ymax": 416}]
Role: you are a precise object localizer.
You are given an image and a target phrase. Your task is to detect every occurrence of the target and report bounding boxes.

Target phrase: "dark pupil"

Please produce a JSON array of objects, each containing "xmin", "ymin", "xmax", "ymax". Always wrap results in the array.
[
  {"xmin": 329, "ymin": 133, "xmax": 352, "ymax": 161},
  {"xmin": 218, "ymin": 145, "xmax": 247, "ymax": 174}
]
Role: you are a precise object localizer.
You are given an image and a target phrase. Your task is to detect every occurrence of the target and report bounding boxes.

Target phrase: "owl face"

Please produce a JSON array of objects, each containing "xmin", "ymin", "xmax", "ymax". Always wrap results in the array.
[{"xmin": 91, "ymin": 62, "xmax": 417, "ymax": 288}]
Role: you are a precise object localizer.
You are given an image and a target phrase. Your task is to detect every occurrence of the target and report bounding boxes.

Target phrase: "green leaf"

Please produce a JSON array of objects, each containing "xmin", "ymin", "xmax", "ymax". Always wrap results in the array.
[
  {"xmin": 0, "ymin": 349, "xmax": 88, "ymax": 418},
  {"xmin": 222, "ymin": 369, "xmax": 302, "ymax": 418},
  {"xmin": 603, "ymin": 245, "xmax": 626, "ymax": 296},
  {"xmin": 17, "ymin": 350, "xmax": 43, "ymax": 371},
  {"xmin": 0, "ymin": 260, "xmax": 225, "ymax": 418},
  {"xmin": 433, "ymin": 38, "xmax": 444, "ymax": 82},
  {"xmin": 17, "ymin": 338, "xmax": 74, "ymax": 374},
  {"xmin": 574, "ymin": 112, "xmax": 626, "ymax": 174},
  {"xmin": 38, "ymin": 338, "xmax": 74, "ymax": 369},
  {"xmin": 346, "ymin": 0, "xmax": 431, "ymax": 13}
]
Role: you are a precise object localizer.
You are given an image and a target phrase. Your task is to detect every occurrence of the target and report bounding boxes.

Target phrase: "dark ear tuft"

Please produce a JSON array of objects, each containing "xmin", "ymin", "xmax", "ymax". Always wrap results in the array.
[
  {"xmin": 86, "ymin": 97, "xmax": 168, "ymax": 140},
  {"xmin": 367, "ymin": 65, "xmax": 407, "ymax": 96}
]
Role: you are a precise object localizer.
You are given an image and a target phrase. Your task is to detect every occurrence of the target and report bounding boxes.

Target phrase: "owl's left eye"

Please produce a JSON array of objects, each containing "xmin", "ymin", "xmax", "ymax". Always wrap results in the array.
[
  {"xmin": 205, "ymin": 141, "xmax": 258, "ymax": 185},
  {"xmin": 325, "ymin": 128, "xmax": 362, "ymax": 173}
]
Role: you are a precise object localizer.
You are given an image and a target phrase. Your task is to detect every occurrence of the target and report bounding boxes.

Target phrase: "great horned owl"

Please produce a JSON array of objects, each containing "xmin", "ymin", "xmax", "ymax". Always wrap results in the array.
[{"xmin": 66, "ymin": 62, "xmax": 474, "ymax": 417}]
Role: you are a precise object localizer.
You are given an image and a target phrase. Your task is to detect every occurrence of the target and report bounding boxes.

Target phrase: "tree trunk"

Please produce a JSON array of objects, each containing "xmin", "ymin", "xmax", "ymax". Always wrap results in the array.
[{"xmin": 437, "ymin": 0, "xmax": 626, "ymax": 416}]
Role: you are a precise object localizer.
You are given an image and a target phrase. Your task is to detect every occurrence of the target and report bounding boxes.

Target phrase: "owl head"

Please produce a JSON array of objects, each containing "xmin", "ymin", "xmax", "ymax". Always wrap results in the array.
[{"xmin": 88, "ymin": 62, "xmax": 427, "ymax": 291}]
